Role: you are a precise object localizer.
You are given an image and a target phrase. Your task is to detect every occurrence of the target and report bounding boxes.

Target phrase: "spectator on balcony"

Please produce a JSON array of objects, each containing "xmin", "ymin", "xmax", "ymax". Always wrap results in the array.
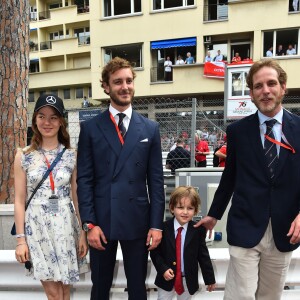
[
  {"xmin": 164, "ymin": 56, "xmax": 173, "ymax": 81},
  {"xmin": 231, "ymin": 52, "xmax": 241, "ymax": 63},
  {"xmin": 276, "ymin": 44, "xmax": 285, "ymax": 56},
  {"xmin": 82, "ymin": 96, "xmax": 89, "ymax": 108},
  {"xmin": 286, "ymin": 44, "xmax": 296, "ymax": 55},
  {"xmin": 185, "ymin": 52, "xmax": 195, "ymax": 64},
  {"xmin": 166, "ymin": 138, "xmax": 191, "ymax": 175},
  {"xmin": 205, "ymin": 51, "xmax": 212, "ymax": 62},
  {"xmin": 175, "ymin": 55, "xmax": 185, "ymax": 65},
  {"xmin": 266, "ymin": 46, "xmax": 273, "ymax": 57},
  {"xmin": 214, "ymin": 50, "xmax": 223, "ymax": 62}
]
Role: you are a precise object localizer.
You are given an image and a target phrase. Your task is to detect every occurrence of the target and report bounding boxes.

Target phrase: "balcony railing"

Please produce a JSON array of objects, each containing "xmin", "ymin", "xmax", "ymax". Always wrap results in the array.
[
  {"xmin": 77, "ymin": 6, "xmax": 90, "ymax": 14},
  {"xmin": 30, "ymin": 12, "xmax": 37, "ymax": 21},
  {"xmin": 203, "ymin": 4, "xmax": 228, "ymax": 21},
  {"xmin": 40, "ymin": 41, "xmax": 52, "ymax": 50},
  {"xmin": 76, "ymin": 35, "xmax": 90, "ymax": 45},
  {"xmin": 39, "ymin": 10, "xmax": 50, "ymax": 20},
  {"xmin": 29, "ymin": 43, "xmax": 38, "ymax": 51}
]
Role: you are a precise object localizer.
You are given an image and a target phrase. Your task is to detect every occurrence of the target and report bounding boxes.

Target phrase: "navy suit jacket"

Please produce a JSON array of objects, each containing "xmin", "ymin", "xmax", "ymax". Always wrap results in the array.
[
  {"xmin": 209, "ymin": 109, "xmax": 300, "ymax": 252},
  {"xmin": 77, "ymin": 109, "xmax": 165, "ymax": 240},
  {"xmin": 150, "ymin": 218, "xmax": 215, "ymax": 295}
]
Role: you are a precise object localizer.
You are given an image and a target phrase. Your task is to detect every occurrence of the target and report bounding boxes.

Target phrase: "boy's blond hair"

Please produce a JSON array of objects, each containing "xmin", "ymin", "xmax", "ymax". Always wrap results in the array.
[{"xmin": 169, "ymin": 186, "xmax": 200, "ymax": 215}]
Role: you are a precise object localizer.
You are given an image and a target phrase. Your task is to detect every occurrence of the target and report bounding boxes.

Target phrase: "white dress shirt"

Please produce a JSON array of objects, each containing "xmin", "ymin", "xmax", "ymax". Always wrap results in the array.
[
  {"xmin": 174, "ymin": 218, "xmax": 188, "ymax": 274},
  {"xmin": 258, "ymin": 108, "xmax": 283, "ymax": 156},
  {"xmin": 109, "ymin": 104, "xmax": 132, "ymax": 131}
]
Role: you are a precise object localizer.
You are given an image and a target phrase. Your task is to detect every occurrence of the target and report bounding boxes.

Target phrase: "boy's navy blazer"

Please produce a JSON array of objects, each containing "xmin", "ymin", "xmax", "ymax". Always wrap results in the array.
[
  {"xmin": 77, "ymin": 109, "xmax": 165, "ymax": 240},
  {"xmin": 209, "ymin": 109, "xmax": 300, "ymax": 252},
  {"xmin": 150, "ymin": 218, "xmax": 215, "ymax": 295}
]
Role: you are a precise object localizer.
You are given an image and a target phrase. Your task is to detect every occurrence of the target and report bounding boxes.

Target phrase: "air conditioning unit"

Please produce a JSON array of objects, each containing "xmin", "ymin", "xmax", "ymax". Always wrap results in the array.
[{"xmin": 204, "ymin": 36, "xmax": 211, "ymax": 44}]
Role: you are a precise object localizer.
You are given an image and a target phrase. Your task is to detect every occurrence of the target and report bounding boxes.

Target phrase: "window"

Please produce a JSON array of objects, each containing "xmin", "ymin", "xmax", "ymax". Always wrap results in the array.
[
  {"xmin": 49, "ymin": 2, "xmax": 62, "ymax": 9},
  {"xmin": 29, "ymin": 60, "xmax": 39, "ymax": 73},
  {"xmin": 39, "ymin": 91, "xmax": 46, "ymax": 96},
  {"xmin": 74, "ymin": 27, "xmax": 90, "ymax": 45},
  {"xmin": 153, "ymin": 0, "xmax": 194, "ymax": 10},
  {"xmin": 50, "ymin": 90, "xmax": 58, "ymax": 96},
  {"xmin": 104, "ymin": 43, "xmax": 143, "ymax": 68},
  {"xmin": 29, "ymin": 91, "xmax": 35, "ymax": 102},
  {"xmin": 77, "ymin": 0, "xmax": 90, "ymax": 13},
  {"xmin": 50, "ymin": 30, "xmax": 68, "ymax": 40},
  {"xmin": 104, "ymin": 0, "xmax": 141, "ymax": 17},
  {"xmin": 88, "ymin": 86, "xmax": 92, "ymax": 98},
  {"xmin": 230, "ymin": 71, "xmax": 250, "ymax": 97},
  {"xmin": 150, "ymin": 37, "xmax": 196, "ymax": 82},
  {"xmin": 289, "ymin": 0, "xmax": 299, "ymax": 12},
  {"xmin": 64, "ymin": 89, "xmax": 71, "ymax": 99},
  {"xmin": 206, "ymin": 43, "xmax": 228, "ymax": 61},
  {"xmin": 76, "ymin": 88, "xmax": 84, "ymax": 99},
  {"xmin": 204, "ymin": 0, "xmax": 228, "ymax": 21},
  {"xmin": 263, "ymin": 29, "xmax": 299, "ymax": 57}
]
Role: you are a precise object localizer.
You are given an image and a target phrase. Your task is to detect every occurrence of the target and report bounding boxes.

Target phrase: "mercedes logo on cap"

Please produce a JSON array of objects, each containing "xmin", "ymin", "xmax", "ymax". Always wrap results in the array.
[{"xmin": 46, "ymin": 95, "xmax": 57, "ymax": 104}]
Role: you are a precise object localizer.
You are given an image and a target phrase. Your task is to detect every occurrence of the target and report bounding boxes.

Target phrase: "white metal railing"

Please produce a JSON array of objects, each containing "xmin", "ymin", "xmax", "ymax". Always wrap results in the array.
[{"xmin": 1, "ymin": 248, "xmax": 300, "ymax": 299}]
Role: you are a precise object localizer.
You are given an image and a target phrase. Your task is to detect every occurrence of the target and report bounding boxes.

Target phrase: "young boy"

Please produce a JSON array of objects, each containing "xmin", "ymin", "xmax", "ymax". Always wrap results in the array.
[{"xmin": 150, "ymin": 186, "xmax": 216, "ymax": 299}]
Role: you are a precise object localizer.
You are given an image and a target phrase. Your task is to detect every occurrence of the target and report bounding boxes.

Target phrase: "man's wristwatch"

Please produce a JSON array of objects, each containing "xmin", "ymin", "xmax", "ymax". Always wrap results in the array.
[{"xmin": 83, "ymin": 223, "xmax": 95, "ymax": 232}]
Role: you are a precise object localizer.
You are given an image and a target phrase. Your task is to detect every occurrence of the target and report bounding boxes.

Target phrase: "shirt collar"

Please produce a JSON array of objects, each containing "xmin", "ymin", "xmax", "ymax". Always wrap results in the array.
[
  {"xmin": 109, "ymin": 104, "xmax": 132, "ymax": 120},
  {"xmin": 258, "ymin": 108, "xmax": 283, "ymax": 126},
  {"xmin": 174, "ymin": 218, "xmax": 188, "ymax": 232}
]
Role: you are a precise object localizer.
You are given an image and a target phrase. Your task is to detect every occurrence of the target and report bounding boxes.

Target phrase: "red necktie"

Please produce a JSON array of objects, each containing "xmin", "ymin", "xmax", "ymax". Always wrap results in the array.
[{"xmin": 175, "ymin": 227, "xmax": 184, "ymax": 295}]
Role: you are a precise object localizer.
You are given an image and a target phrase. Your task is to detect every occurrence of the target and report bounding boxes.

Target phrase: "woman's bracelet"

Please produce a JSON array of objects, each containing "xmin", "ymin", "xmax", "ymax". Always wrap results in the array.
[
  {"xmin": 16, "ymin": 242, "xmax": 27, "ymax": 247},
  {"xmin": 16, "ymin": 233, "xmax": 26, "ymax": 238}
]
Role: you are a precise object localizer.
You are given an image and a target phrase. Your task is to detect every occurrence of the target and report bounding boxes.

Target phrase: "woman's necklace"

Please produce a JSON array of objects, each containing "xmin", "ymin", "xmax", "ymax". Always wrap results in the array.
[{"xmin": 41, "ymin": 144, "xmax": 60, "ymax": 152}]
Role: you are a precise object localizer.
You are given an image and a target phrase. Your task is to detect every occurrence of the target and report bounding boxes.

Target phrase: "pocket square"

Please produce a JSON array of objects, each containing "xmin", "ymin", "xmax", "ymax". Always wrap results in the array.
[{"xmin": 140, "ymin": 138, "xmax": 148, "ymax": 142}]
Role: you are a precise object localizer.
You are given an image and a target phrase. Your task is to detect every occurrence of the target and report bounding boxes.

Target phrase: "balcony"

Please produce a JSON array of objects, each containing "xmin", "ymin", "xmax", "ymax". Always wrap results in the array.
[
  {"xmin": 39, "ymin": 10, "xmax": 50, "ymax": 20},
  {"xmin": 77, "ymin": 6, "xmax": 90, "ymax": 14},
  {"xmin": 40, "ymin": 41, "xmax": 52, "ymax": 50},
  {"xmin": 29, "ymin": 41, "xmax": 38, "ymax": 51}
]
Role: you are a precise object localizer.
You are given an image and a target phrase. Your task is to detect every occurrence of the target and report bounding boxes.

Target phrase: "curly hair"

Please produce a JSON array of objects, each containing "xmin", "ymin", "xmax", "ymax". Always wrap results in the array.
[
  {"xmin": 100, "ymin": 57, "xmax": 136, "ymax": 91},
  {"xmin": 169, "ymin": 186, "xmax": 200, "ymax": 215},
  {"xmin": 246, "ymin": 58, "xmax": 287, "ymax": 90},
  {"xmin": 26, "ymin": 109, "xmax": 70, "ymax": 153}
]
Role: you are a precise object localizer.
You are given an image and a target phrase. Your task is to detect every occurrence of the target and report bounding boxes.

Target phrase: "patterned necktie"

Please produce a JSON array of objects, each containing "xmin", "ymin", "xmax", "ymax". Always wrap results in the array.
[
  {"xmin": 117, "ymin": 113, "xmax": 127, "ymax": 139},
  {"xmin": 174, "ymin": 227, "xmax": 184, "ymax": 295},
  {"xmin": 264, "ymin": 119, "xmax": 278, "ymax": 179}
]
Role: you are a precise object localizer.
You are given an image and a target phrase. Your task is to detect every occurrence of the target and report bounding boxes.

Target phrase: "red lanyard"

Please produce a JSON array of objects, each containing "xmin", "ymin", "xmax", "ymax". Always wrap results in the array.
[
  {"xmin": 43, "ymin": 155, "xmax": 55, "ymax": 193},
  {"xmin": 264, "ymin": 134, "xmax": 295, "ymax": 154},
  {"xmin": 110, "ymin": 112, "xmax": 124, "ymax": 145}
]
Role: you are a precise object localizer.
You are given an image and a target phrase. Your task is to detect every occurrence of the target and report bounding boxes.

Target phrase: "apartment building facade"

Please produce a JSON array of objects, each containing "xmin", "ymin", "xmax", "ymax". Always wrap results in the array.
[{"xmin": 28, "ymin": 0, "xmax": 300, "ymax": 143}]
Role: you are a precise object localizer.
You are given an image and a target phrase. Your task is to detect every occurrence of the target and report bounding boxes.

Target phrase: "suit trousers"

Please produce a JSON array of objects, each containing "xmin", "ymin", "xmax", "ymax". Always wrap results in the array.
[
  {"xmin": 90, "ymin": 238, "xmax": 148, "ymax": 300},
  {"xmin": 224, "ymin": 220, "xmax": 293, "ymax": 300},
  {"xmin": 157, "ymin": 277, "xmax": 194, "ymax": 300}
]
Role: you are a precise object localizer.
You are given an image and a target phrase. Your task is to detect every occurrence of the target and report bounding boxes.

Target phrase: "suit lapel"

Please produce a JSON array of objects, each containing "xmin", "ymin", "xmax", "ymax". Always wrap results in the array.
[
  {"xmin": 274, "ymin": 109, "xmax": 295, "ymax": 180},
  {"xmin": 166, "ymin": 218, "xmax": 176, "ymax": 251},
  {"xmin": 113, "ymin": 111, "xmax": 145, "ymax": 177},
  {"xmin": 97, "ymin": 109, "xmax": 122, "ymax": 157},
  {"xmin": 184, "ymin": 222, "xmax": 194, "ymax": 249}
]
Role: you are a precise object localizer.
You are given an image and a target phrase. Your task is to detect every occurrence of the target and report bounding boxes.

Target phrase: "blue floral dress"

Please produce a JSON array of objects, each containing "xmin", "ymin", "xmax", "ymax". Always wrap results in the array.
[{"xmin": 21, "ymin": 146, "xmax": 89, "ymax": 284}]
